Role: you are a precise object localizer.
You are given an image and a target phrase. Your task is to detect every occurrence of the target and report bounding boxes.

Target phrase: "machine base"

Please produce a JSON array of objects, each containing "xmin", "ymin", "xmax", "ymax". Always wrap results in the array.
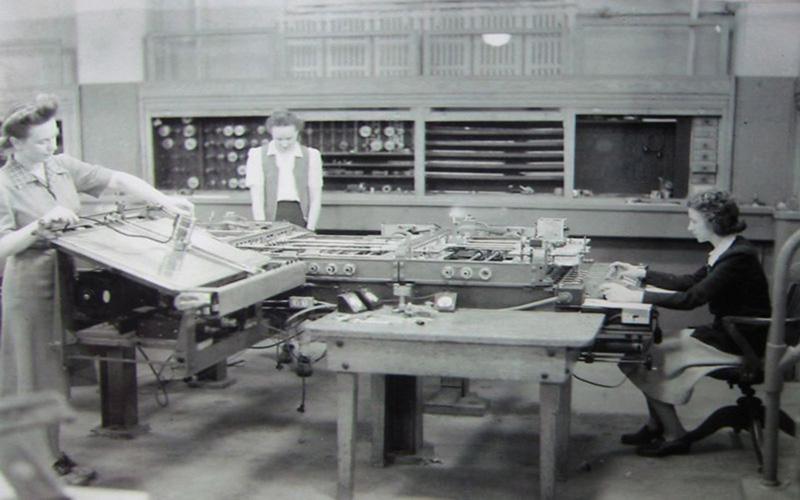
[
  {"xmin": 184, "ymin": 377, "xmax": 237, "ymax": 390},
  {"xmin": 740, "ymin": 477, "xmax": 798, "ymax": 500},
  {"xmin": 91, "ymin": 423, "xmax": 151, "ymax": 440},
  {"xmin": 385, "ymin": 444, "xmax": 438, "ymax": 466}
]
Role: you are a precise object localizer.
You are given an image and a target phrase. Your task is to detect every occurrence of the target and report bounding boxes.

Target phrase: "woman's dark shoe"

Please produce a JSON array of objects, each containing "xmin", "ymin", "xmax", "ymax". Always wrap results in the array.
[
  {"xmin": 636, "ymin": 436, "xmax": 692, "ymax": 457},
  {"xmin": 53, "ymin": 453, "xmax": 97, "ymax": 486},
  {"xmin": 621, "ymin": 424, "xmax": 663, "ymax": 446}
]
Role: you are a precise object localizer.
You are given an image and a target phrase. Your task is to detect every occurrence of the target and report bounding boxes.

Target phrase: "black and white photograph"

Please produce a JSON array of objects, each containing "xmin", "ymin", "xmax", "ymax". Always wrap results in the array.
[{"xmin": 0, "ymin": 1, "xmax": 799, "ymax": 498}]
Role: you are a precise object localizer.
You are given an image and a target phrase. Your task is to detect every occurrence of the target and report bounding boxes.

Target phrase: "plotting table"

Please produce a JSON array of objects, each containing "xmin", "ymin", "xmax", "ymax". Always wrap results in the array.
[{"xmin": 306, "ymin": 307, "xmax": 606, "ymax": 500}]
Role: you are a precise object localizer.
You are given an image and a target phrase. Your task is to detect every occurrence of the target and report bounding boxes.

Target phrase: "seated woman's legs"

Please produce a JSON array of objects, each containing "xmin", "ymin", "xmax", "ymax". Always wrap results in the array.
[{"xmin": 647, "ymin": 397, "xmax": 686, "ymax": 440}]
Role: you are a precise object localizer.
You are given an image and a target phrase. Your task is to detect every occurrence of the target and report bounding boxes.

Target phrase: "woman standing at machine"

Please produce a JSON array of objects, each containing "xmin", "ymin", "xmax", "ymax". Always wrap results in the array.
[
  {"xmin": 0, "ymin": 94, "xmax": 193, "ymax": 485},
  {"xmin": 599, "ymin": 190, "xmax": 770, "ymax": 456},
  {"xmin": 245, "ymin": 110, "xmax": 323, "ymax": 231}
]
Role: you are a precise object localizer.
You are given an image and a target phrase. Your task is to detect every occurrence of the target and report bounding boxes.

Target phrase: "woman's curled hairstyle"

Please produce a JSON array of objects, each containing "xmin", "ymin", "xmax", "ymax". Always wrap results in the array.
[
  {"xmin": 265, "ymin": 110, "xmax": 304, "ymax": 133},
  {"xmin": 688, "ymin": 189, "xmax": 746, "ymax": 236},
  {"xmin": 0, "ymin": 94, "xmax": 59, "ymax": 150}
]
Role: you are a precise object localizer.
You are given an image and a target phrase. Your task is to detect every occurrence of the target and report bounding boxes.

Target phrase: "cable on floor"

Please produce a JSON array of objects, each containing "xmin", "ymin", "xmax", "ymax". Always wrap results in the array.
[
  {"xmin": 135, "ymin": 344, "xmax": 173, "ymax": 407},
  {"xmin": 571, "ymin": 372, "xmax": 628, "ymax": 389}
]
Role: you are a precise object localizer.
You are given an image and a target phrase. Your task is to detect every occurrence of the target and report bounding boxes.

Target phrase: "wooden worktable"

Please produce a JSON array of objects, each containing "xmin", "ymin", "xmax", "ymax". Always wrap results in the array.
[{"xmin": 306, "ymin": 307, "xmax": 606, "ymax": 500}]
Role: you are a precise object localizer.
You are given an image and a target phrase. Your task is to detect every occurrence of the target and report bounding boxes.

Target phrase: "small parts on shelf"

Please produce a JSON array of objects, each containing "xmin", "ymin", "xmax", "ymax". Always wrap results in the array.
[
  {"xmin": 346, "ymin": 182, "xmax": 368, "ymax": 192},
  {"xmin": 304, "ymin": 120, "xmax": 410, "ymax": 154},
  {"xmin": 153, "ymin": 116, "xmax": 268, "ymax": 191},
  {"xmin": 344, "ymin": 182, "xmax": 408, "ymax": 194},
  {"xmin": 310, "ymin": 120, "xmax": 414, "ymax": 192},
  {"xmin": 508, "ymin": 185, "xmax": 535, "ymax": 194}
]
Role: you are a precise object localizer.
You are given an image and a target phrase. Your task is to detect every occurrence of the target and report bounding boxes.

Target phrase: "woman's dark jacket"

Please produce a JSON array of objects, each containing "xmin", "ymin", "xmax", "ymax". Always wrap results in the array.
[{"xmin": 642, "ymin": 236, "xmax": 771, "ymax": 356}]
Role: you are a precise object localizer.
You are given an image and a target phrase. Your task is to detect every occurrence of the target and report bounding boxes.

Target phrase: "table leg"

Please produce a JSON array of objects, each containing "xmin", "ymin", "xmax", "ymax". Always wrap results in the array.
[
  {"xmin": 370, "ymin": 374, "xmax": 386, "ymax": 467},
  {"xmin": 337, "ymin": 372, "xmax": 359, "ymax": 500},
  {"xmin": 385, "ymin": 375, "xmax": 423, "ymax": 456},
  {"xmin": 96, "ymin": 346, "xmax": 147, "ymax": 437},
  {"xmin": 539, "ymin": 378, "xmax": 572, "ymax": 500}
]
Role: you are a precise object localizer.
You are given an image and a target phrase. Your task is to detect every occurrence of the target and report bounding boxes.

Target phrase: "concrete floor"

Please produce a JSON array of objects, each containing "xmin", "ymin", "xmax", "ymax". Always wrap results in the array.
[{"xmin": 60, "ymin": 344, "xmax": 799, "ymax": 500}]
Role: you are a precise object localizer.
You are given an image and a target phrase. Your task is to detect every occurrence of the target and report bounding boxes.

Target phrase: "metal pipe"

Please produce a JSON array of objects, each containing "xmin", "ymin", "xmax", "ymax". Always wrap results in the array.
[{"xmin": 762, "ymin": 228, "xmax": 800, "ymax": 485}]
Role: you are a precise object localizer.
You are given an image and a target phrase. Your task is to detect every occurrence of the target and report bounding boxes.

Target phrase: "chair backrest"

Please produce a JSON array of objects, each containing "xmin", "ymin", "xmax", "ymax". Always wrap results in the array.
[{"xmin": 712, "ymin": 263, "xmax": 800, "ymax": 386}]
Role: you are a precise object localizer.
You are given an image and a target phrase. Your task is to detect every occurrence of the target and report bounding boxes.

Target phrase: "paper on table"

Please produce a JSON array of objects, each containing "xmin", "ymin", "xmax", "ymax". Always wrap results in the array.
[{"xmin": 583, "ymin": 298, "xmax": 652, "ymax": 312}]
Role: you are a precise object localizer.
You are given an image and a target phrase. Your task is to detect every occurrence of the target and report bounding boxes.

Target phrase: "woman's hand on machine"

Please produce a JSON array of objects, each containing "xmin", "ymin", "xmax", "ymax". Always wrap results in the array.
[
  {"xmin": 161, "ymin": 196, "xmax": 194, "ymax": 216},
  {"xmin": 606, "ymin": 261, "xmax": 647, "ymax": 281},
  {"xmin": 598, "ymin": 281, "xmax": 644, "ymax": 303},
  {"xmin": 36, "ymin": 206, "xmax": 79, "ymax": 239},
  {"xmin": 40, "ymin": 206, "xmax": 79, "ymax": 226}
]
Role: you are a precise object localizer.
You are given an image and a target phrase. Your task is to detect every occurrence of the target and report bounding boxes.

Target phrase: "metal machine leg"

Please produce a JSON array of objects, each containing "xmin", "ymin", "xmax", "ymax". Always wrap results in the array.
[
  {"xmin": 384, "ymin": 375, "xmax": 423, "ymax": 458},
  {"xmin": 93, "ymin": 346, "xmax": 149, "ymax": 438}
]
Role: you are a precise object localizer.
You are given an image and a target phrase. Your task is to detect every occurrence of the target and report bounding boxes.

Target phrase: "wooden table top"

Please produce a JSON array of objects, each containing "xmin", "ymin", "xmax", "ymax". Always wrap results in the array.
[{"xmin": 306, "ymin": 307, "xmax": 605, "ymax": 348}]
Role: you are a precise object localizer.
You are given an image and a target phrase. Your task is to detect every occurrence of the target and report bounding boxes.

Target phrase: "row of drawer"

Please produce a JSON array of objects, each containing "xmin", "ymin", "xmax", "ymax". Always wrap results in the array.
[{"xmin": 690, "ymin": 117, "xmax": 719, "ymax": 185}]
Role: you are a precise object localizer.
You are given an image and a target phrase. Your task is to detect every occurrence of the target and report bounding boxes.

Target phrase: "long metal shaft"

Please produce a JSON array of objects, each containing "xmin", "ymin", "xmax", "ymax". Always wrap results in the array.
[{"xmin": 762, "ymin": 228, "xmax": 800, "ymax": 485}]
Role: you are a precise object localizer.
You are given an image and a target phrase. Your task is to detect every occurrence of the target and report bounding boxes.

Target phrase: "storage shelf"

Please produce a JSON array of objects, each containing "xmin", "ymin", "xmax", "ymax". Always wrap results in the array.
[
  {"xmin": 426, "ymin": 162, "xmax": 563, "ymax": 171},
  {"xmin": 425, "ymin": 120, "xmax": 566, "ymax": 193},
  {"xmin": 427, "ymin": 127, "xmax": 563, "ymax": 136},
  {"xmin": 321, "ymin": 152, "xmax": 413, "ymax": 158},
  {"xmin": 427, "ymin": 151, "xmax": 563, "ymax": 159},
  {"xmin": 426, "ymin": 139, "xmax": 564, "ymax": 148},
  {"xmin": 427, "ymin": 172, "xmax": 564, "ymax": 181},
  {"xmin": 326, "ymin": 162, "xmax": 414, "ymax": 168},
  {"xmin": 326, "ymin": 174, "xmax": 413, "ymax": 179}
]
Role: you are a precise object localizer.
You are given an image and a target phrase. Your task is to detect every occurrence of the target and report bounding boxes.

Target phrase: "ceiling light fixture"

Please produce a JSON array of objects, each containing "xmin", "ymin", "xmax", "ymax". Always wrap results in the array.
[{"xmin": 481, "ymin": 33, "xmax": 512, "ymax": 47}]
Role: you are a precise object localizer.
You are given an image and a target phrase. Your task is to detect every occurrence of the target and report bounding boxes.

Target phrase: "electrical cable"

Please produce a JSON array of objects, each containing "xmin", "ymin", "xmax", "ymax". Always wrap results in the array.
[
  {"xmin": 251, "ymin": 302, "xmax": 334, "ymax": 352},
  {"xmin": 248, "ymin": 329, "xmax": 306, "ymax": 350},
  {"xmin": 79, "ymin": 215, "xmax": 176, "ymax": 244},
  {"xmin": 260, "ymin": 323, "xmax": 290, "ymax": 336},
  {"xmin": 283, "ymin": 304, "xmax": 336, "ymax": 326},
  {"xmin": 297, "ymin": 377, "xmax": 307, "ymax": 413},
  {"xmin": 571, "ymin": 372, "xmax": 628, "ymax": 389},
  {"xmin": 135, "ymin": 344, "xmax": 172, "ymax": 407},
  {"xmin": 380, "ymin": 293, "xmax": 437, "ymax": 304}
]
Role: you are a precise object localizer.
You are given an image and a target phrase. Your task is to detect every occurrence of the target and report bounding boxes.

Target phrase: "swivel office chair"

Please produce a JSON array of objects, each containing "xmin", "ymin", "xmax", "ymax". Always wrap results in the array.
[{"xmin": 682, "ymin": 266, "xmax": 800, "ymax": 468}]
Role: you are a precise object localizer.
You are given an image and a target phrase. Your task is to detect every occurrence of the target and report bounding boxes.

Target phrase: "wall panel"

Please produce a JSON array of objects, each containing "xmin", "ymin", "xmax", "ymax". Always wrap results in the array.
[
  {"xmin": 80, "ymin": 83, "xmax": 141, "ymax": 176},
  {"xmin": 731, "ymin": 77, "xmax": 797, "ymax": 206}
]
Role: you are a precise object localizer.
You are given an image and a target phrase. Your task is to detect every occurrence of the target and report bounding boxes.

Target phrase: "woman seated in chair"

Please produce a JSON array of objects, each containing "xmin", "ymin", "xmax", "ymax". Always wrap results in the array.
[{"xmin": 600, "ymin": 190, "xmax": 770, "ymax": 457}]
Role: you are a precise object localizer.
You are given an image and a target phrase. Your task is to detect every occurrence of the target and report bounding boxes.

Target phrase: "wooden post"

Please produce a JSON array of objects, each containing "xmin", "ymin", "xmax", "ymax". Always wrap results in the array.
[
  {"xmin": 370, "ymin": 374, "xmax": 386, "ymax": 466},
  {"xmin": 337, "ymin": 372, "xmax": 359, "ymax": 500},
  {"xmin": 539, "ymin": 379, "xmax": 572, "ymax": 500}
]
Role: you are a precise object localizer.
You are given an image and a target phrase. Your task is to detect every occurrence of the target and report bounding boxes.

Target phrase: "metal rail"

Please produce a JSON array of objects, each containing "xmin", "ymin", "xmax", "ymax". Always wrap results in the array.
[{"xmin": 762, "ymin": 228, "xmax": 800, "ymax": 485}]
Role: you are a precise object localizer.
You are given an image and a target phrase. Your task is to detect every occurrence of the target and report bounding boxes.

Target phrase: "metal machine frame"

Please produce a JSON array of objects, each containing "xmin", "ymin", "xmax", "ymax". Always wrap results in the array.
[{"xmin": 52, "ymin": 207, "xmax": 306, "ymax": 436}]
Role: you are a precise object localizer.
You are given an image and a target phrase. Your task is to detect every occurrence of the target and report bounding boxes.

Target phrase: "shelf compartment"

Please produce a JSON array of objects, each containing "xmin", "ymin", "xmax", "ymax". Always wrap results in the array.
[
  {"xmin": 425, "ymin": 120, "xmax": 565, "ymax": 194},
  {"xmin": 427, "ymin": 172, "xmax": 564, "ymax": 181},
  {"xmin": 427, "ymin": 127, "xmax": 563, "ymax": 136},
  {"xmin": 426, "ymin": 139, "xmax": 564, "ymax": 148},
  {"xmin": 321, "ymin": 151, "xmax": 413, "ymax": 158},
  {"xmin": 325, "ymin": 174, "xmax": 413, "ymax": 179},
  {"xmin": 426, "ymin": 162, "xmax": 563, "ymax": 171},
  {"xmin": 326, "ymin": 163, "xmax": 414, "ymax": 169},
  {"xmin": 427, "ymin": 151, "xmax": 563, "ymax": 159}
]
